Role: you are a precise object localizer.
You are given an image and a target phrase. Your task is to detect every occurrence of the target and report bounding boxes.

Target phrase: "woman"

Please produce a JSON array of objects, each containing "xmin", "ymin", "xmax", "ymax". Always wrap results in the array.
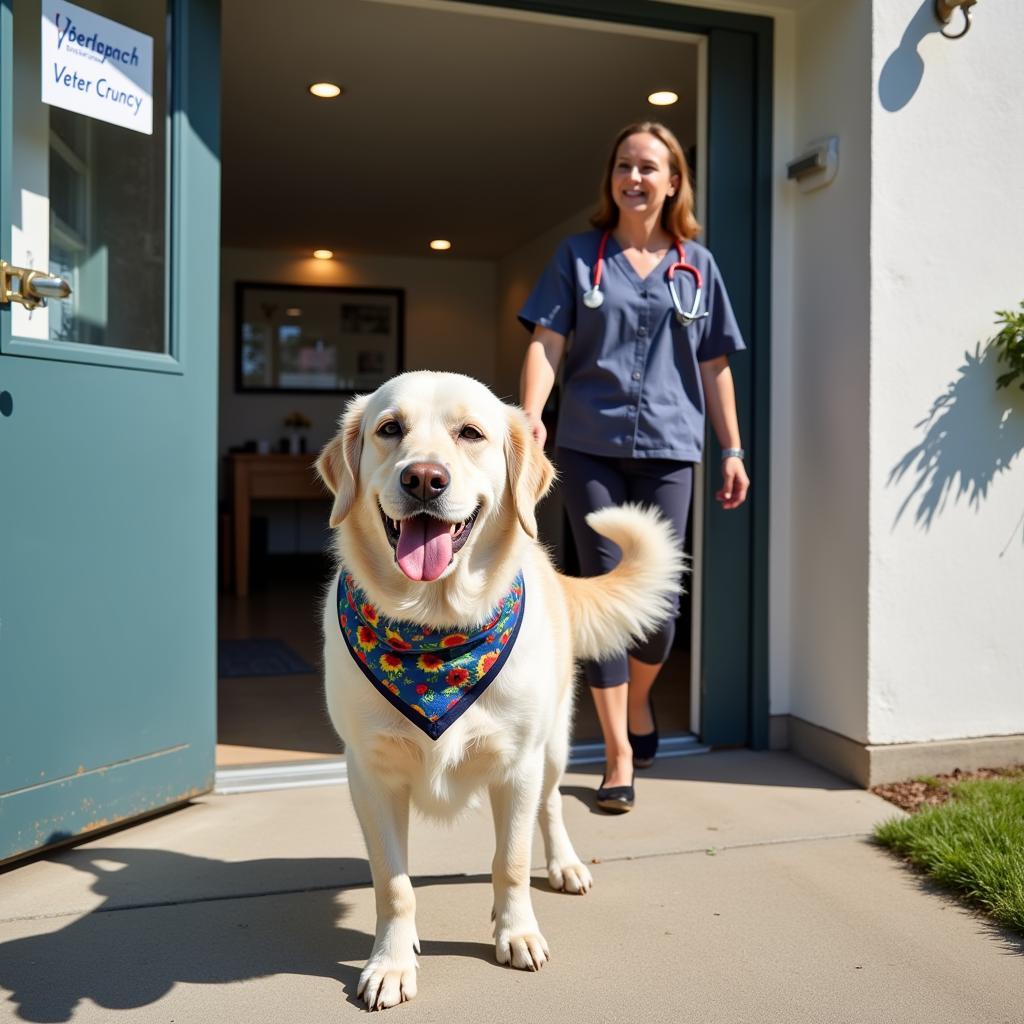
[{"xmin": 517, "ymin": 121, "xmax": 749, "ymax": 813}]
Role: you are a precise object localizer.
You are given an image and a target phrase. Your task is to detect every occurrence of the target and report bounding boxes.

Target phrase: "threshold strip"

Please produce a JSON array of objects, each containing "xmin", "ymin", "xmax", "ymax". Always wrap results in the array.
[{"xmin": 214, "ymin": 734, "xmax": 710, "ymax": 795}]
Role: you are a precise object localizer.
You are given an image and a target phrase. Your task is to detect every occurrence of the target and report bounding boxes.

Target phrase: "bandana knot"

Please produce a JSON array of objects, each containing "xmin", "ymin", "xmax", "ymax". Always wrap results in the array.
[{"xmin": 337, "ymin": 571, "xmax": 526, "ymax": 740}]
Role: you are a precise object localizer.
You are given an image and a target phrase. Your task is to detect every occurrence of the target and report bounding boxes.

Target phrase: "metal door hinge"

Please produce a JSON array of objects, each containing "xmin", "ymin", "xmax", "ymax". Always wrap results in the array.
[{"xmin": 0, "ymin": 260, "xmax": 72, "ymax": 311}]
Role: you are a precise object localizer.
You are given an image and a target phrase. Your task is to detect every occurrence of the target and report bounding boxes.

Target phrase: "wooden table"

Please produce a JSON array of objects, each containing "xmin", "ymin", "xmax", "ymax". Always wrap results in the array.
[{"xmin": 229, "ymin": 453, "xmax": 328, "ymax": 596}]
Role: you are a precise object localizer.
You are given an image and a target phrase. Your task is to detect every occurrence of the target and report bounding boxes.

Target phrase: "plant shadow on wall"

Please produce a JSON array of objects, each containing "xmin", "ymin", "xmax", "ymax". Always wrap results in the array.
[
  {"xmin": 888, "ymin": 338, "xmax": 1024, "ymax": 550},
  {"xmin": 878, "ymin": 0, "xmax": 948, "ymax": 112}
]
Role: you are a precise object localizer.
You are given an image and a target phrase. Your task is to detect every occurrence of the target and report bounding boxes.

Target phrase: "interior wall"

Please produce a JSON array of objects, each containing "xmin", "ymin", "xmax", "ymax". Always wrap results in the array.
[
  {"xmin": 494, "ymin": 204, "xmax": 593, "ymax": 401},
  {"xmin": 868, "ymin": 2, "xmax": 1024, "ymax": 744},
  {"xmin": 219, "ymin": 246, "xmax": 496, "ymax": 552},
  {"xmin": 492, "ymin": 206, "xmax": 593, "ymax": 563},
  {"xmin": 785, "ymin": 0, "xmax": 872, "ymax": 743}
]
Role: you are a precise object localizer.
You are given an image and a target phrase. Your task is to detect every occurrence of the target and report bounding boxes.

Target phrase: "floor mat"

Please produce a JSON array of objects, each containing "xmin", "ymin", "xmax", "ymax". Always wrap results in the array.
[{"xmin": 218, "ymin": 638, "xmax": 315, "ymax": 678}]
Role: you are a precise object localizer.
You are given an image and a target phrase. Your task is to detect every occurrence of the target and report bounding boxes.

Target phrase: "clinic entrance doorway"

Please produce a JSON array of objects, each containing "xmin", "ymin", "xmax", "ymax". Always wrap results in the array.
[{"xmin": 214, "ymin": 0, "xmax": 772, "ymax": 786}]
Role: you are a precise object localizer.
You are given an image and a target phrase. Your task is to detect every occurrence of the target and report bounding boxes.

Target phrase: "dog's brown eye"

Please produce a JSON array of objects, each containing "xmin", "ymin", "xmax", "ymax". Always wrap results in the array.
[
  {"xmin": 459, "ymin": 425, "xmax": 484, "ymax": 441},
  {"xmin": 376, "ymin": 420, "xmax": 402, "ymax": 438}
]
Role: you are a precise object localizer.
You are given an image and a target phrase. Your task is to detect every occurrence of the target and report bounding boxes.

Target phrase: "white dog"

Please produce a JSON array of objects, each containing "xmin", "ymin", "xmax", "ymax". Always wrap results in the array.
[{"xmin": 316, "ymin": 371, "xmax": 682, "ymax": 1010}]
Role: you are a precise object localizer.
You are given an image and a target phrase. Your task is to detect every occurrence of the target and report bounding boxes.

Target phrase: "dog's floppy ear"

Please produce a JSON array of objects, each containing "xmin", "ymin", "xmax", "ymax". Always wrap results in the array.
[
  {"xmin": 505, "ymin": 406, "xmax": 556, "ymax": 539},
  {"xmin": 316, "ymin": 394, "xmax": 369, "ymax": 527}
]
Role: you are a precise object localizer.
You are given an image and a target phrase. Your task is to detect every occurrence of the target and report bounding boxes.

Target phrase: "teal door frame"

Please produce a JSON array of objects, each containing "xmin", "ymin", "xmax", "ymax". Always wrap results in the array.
[
  {"xmin": 0, "ymin": 0, "xmax": 221, "ymax": 864},
  {"xmin": 457, "ymin": 0, "xmax": 774, "ymax": 749}
]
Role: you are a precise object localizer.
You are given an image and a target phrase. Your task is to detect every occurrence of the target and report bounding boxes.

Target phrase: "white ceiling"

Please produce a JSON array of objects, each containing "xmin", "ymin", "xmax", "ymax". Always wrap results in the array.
[{"xmin": 221, "ymin": 0, "xmax": 699, "ymax": 260}]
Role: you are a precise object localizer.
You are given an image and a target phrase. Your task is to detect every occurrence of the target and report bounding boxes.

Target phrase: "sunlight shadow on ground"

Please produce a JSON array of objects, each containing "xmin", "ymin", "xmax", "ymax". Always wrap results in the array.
[{"xmin": 0, "ymin": 848, "xmax": 495, "ymax": 1022}]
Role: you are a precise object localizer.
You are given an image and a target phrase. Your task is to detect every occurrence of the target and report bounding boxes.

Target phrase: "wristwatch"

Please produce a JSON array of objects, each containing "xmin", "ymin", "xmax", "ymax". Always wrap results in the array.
[{"xmin": 721, "ymin": 447, "xmax": 746, "ymax": 461}]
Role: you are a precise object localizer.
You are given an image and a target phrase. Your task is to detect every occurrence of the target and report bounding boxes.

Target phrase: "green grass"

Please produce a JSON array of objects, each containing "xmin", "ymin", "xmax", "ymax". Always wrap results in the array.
[{"xmin": 874, "ymin": 779, "xmax": 1024, "ymax": 934}]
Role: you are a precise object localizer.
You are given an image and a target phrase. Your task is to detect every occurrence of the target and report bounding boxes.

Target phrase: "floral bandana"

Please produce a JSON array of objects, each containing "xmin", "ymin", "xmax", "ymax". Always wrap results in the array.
[{"xmin": 337, "ymin": 570, "xmax": 526, "ymax": 740}]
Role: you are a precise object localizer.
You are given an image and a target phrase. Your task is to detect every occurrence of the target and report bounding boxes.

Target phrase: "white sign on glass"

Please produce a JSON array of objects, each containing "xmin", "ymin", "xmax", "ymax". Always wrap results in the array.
[{"xmin": 40, "ymin": 0, "xmax": 153, "ymax": 135}]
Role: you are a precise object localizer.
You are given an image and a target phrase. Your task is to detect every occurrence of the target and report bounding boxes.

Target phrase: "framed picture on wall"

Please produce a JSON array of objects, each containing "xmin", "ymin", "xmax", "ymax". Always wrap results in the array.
[{"xmin": 235, "ymin": 282, "xmax": 404, "ymax": 393}]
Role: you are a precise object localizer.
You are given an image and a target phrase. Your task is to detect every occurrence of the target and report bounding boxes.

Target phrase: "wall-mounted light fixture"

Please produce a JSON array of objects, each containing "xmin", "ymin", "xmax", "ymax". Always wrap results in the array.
[
  {"xmin": 786, "ymin": 136, "xmax": 839, "ymax": 194},
  {"xmin": 935, "ymin": 0, "xmax": 977, "ymax": 39}
]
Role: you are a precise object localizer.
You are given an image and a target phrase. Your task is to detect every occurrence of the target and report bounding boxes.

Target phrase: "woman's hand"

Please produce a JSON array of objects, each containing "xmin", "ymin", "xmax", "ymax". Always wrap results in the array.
[
  {"xmin": 716, "ymin": 456, "xmax": 749, "ymax": 510},
  {"xmin": 519, "ymin": 329, "xmax": 566, "ymax": 451},
  {"xmin": 526, "ymin": 411, "xmax": 547, "ymax": 448},
  {"xmin": 700, "ymin": 356, "xmax": 748, "ymax": 509}
]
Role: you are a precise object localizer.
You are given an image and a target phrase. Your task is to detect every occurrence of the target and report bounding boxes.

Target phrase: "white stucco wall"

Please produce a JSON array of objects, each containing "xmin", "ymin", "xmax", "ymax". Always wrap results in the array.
[
  {"xmin": 494, "ymin": 205, "xmax": 593, "ymax": 400},
  {"xmin": 763, "ymin": 10, "xmax": 797, "ymax": 727},
  {"xmin": 679, "ymin": 0, "xmax": 1024, "ymax": 753},
  {"xmin": 868, "ymin": 3, "xmax": 1024, "ymax": 743},
  {"xmin": 783, "ymin": 0, "xmax": 873, "ymax": 743}
]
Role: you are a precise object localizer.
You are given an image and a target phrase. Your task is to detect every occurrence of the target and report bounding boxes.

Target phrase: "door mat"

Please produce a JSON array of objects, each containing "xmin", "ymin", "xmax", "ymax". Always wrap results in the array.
[{"xmin": 218, "ymin": 638, "xmax": 316, "ymax": 678}]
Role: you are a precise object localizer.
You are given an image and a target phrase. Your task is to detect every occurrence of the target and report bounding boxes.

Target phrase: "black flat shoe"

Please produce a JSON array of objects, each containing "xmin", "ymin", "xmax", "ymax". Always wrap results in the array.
[
  {"xmin": 628, "ymin": 700, "xmax": 659, "ymax": 769},
  {"xmin": 596, "ymin": 775, "xmax": 635, "ymax": 814}
]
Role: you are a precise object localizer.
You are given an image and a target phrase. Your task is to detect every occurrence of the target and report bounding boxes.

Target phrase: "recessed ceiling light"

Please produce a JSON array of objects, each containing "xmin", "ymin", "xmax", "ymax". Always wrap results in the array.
[
  {"xmin": 285, "ymin": 307, "xmax": 302, "ymax": 317},
  {"xmin": 429, "ymin": 239, "xmax": 452, "ymax": 251},
  {"xmin": 312, "ymin": 249, "xmax": 334, "ymax": 260},
  {"xmin": 648, "ymin": 90, "xmax": 679, "ymax": 106},
  {"xmin": 309, "ymin": 82, "xmax": 342, "ymax": 99}
]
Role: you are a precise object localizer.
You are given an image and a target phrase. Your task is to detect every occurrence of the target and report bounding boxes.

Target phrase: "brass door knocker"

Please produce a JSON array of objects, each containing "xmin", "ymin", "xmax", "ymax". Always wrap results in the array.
[{"xmin": 935, "ymin": 0, "xmax": 977, "ymax": 39}]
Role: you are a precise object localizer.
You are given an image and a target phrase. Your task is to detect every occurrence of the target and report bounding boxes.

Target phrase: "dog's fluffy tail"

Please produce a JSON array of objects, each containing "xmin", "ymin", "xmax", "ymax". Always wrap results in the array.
[{"xmin": 557, "ymin": 503, "xmax": 687, "ymax": 664}]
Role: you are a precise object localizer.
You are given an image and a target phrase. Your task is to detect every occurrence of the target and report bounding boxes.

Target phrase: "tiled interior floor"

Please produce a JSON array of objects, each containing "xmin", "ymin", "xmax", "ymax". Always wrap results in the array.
[
  {"xmin": 217, "ymin": 556, "xmax": 341, "ymax": 766},
  {"xmin": 217, "ymin": 555, "xmax": 691, "ymax": 767}
]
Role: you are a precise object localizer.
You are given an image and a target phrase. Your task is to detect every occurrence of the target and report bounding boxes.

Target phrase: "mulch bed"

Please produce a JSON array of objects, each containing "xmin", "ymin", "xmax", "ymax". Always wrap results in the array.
[{"xmin": 871, "ymin": 765, "xmax": 1024, "ymax": 814}]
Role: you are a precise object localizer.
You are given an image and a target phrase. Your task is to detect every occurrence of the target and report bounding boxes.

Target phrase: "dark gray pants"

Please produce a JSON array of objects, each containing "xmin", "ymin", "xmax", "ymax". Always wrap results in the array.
[{"xmin": 556, "ymin": 447, "xmax": 693, "ymax": 689}]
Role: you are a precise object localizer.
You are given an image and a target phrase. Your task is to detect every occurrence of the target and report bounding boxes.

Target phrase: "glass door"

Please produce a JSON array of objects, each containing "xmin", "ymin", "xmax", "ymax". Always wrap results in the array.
[{"xmin": 0, "ymin": 0, "xmax": 221, "ymax": 863}]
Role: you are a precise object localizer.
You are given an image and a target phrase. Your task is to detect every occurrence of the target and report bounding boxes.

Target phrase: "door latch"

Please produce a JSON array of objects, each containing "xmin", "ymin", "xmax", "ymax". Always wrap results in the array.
[{"xmin": 0, "ymin": 260, "xmax": 72, "ymax": 311}]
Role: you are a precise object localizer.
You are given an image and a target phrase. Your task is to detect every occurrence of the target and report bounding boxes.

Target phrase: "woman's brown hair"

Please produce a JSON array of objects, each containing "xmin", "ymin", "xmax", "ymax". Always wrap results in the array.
[{"xmin": 590, "ymin": 122, "xmax": 701, "ymax": 241}]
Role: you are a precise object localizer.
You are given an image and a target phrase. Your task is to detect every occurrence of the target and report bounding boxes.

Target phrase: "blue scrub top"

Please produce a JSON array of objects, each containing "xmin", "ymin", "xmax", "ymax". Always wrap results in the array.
[{"xmin": 518, "ymin": 229, "xmax": 746, "ymax": 461}]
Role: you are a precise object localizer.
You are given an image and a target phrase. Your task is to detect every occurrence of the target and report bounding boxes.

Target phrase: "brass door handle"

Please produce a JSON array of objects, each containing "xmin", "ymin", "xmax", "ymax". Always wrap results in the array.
[{"xmin": 0, "ymin": 259, "xmax": 72, "ymax": 311}]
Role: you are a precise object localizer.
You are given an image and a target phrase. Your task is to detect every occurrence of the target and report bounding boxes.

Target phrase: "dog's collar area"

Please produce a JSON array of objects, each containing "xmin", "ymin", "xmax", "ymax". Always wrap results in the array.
[{"xmin": 337, "ymin": 569, "xmax": 525, "ymax": 740}]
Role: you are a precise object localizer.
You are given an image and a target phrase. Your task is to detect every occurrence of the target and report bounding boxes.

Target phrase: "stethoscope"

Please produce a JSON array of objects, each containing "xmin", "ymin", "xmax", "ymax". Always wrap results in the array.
[{"xmin": 582, "ymin": 230, "xmax": 709, "ymax": 327}]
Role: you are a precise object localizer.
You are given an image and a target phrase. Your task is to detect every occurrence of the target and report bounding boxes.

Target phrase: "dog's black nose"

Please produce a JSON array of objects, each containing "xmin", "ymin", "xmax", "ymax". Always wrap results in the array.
[{"xmin": 400, "ymin": 461, "xmax": 450, "ymax": 501}]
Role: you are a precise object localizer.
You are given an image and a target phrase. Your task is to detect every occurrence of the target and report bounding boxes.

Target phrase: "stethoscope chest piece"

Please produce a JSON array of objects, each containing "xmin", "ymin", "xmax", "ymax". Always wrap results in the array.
[
  {"xmin": 672, "ymin": 298, "xmax": 710, "ymax": 327},
  {"xmin": 668, "ymin": 262, "xmax": 710, "ymax": 327},
  {"xmin": 582, "ymin": 286, "xmax": 605, "ymax": 309}
]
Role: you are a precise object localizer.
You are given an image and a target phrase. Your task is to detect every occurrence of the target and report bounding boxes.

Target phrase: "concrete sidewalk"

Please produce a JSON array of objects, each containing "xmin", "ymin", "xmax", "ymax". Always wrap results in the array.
[{"xmin": 0, "ymin": 751, "xmax": 1019, "ymax": 1023}]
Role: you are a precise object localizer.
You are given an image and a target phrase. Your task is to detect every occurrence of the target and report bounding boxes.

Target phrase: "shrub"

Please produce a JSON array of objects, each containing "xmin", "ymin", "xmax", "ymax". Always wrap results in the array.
[{"xmin": 992, "ymin": 302, "xmax": 1024, "ymax": 391}]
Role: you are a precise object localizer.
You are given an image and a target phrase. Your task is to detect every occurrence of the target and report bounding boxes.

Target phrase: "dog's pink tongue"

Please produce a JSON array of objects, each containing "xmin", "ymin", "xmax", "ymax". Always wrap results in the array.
[{"xmin": 396, "ymin": 515, "xmax": 453, "ymax": 582}]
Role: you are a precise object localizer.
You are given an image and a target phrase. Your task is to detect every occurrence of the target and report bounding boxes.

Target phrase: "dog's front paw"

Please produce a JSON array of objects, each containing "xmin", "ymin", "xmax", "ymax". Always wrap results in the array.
[
  {"xmin": 357, "ymin": 955, "xmax": 418, "ymax": 1011},
  {"xmin": 547, "ymin": 859, "xmax": 593, "ymax": 894},
  {"xmin": 495, "ymin": 929, "xmax": 550, "ymax": 971}
]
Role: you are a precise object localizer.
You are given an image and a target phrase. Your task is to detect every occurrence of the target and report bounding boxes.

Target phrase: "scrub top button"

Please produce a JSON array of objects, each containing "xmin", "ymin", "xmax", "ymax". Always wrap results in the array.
[
  {"xmin": 632, "ymin": 371, "xmax": 641, "ymax": 381},
  {"xmin": 637, "ymin": 326, "xmax": 648, "ymax": 337}
]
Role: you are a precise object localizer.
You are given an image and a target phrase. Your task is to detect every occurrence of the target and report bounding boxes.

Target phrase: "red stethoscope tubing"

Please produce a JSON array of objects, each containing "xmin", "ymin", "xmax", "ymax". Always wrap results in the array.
[
  {"xmin": 586, "ymin": 229, "xmax": 707, "ymax": 325},
  {"xmin": 591, "ymin": 229, "xmax": 612, "ymax": 290}
]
